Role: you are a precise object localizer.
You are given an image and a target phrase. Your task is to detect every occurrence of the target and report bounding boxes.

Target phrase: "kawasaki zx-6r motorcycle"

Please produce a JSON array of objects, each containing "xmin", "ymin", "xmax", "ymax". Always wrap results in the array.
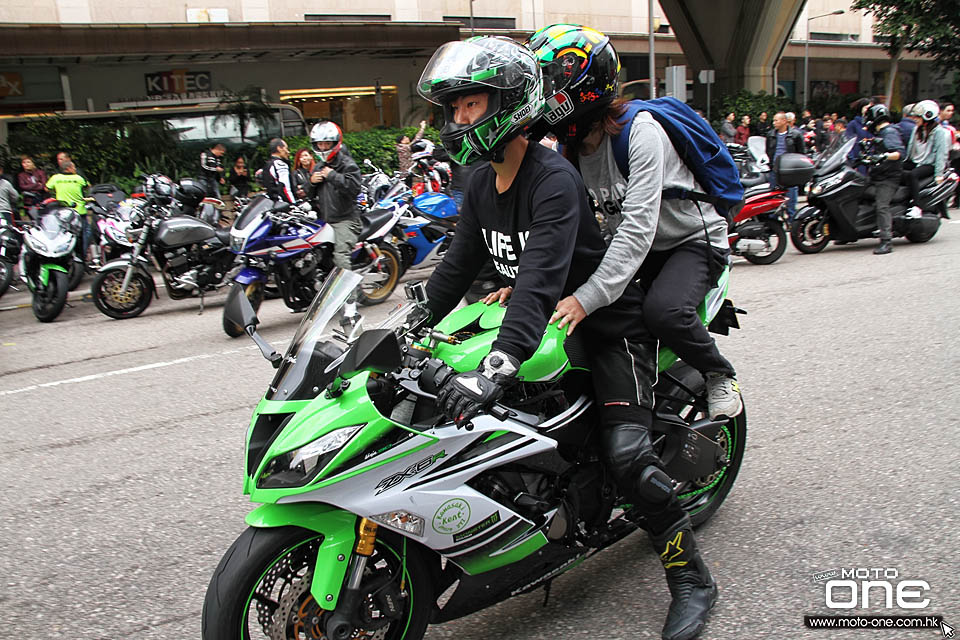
[{"xmin": 203, "ymin": 268, "xmax": 746, "ymax": 640}]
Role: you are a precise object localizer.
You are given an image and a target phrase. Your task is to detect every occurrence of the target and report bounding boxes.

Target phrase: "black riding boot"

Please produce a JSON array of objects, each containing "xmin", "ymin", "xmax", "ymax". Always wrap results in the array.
[{"xmin": 650, "ymin": 513, "xmax": 718, "ymax": 640}]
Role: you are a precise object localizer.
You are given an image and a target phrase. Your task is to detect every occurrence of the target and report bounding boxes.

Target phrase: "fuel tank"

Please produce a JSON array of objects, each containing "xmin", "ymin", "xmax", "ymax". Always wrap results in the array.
[{"xmin": 155, "ymin": 215, "xmax": 217, "ymax": 249}]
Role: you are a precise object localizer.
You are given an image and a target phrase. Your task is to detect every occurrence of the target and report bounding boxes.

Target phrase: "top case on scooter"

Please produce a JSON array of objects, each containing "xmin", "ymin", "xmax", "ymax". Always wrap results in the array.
[{"xmin": 773, "ymin": 153, "xmax": 815, "ymax": 188}]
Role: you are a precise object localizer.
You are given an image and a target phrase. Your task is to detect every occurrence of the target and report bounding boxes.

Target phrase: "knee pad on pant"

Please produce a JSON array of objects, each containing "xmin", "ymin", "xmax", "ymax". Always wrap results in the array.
[{"xmin": 601, "ymin": 421, "xmax": 661, "ymax": 487}]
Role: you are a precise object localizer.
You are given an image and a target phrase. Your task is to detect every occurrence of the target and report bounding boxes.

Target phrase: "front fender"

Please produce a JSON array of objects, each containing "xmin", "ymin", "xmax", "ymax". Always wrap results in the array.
[
  {"xmin": 96, "ymin": 254, "xmax": 151, "ymax": 274},
  {"xmin": 245, "ymin": 503, "xmax": 356, "ymax": 611},
  {"xmin": 233, "ymin": 266, "xmax": 268, "ymax": 285},
  {"xmin": 38, "ymin": 263, "xmax": 68, "ymax": 287}
]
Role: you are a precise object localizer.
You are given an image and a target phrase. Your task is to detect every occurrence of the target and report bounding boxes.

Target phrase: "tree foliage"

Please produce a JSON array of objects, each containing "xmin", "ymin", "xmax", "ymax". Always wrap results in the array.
[
  {"xmin": 212, "ymin": 86, "xmax": 278, "ymax": 143},
  {"xmin": 852, "ymin": 0, "xmax": 960, "ymax": 72}
]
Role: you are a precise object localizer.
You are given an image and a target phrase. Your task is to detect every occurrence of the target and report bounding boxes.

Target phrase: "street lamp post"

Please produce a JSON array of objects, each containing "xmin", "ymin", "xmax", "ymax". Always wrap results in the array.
[{"xmin": 804, "ymin": 9, "xmax": 844, "ymax": 111}]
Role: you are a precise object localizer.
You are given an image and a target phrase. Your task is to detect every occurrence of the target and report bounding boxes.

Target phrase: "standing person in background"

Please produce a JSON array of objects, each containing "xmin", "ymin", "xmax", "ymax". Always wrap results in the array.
[
  {"xmin": 720, "ymin": 112, "xmax": 737, "ymax": 143},
  {"xmin": 55, "ymin": 151, "xmax": 85, "ymax": 180},
  {"xmin": 754, "ymin": 111, "xmax": 771, "ymax": 137},
  {"xmin": 291, "ymin": 148, "xmax": 315, "ymax": 201},
  {"xmin": 0, "ymin": 169, "xmax": 19, "ymax": 225},
  {"xmin": 228, "ymin": 156, "xmax": 251, "ymax": 199},
  {"xmin": 46, "ymin": 161, "xmax": 91, "ymax": 253},
  {"xmin": 260, "ymin": 138, "xmax": 296, "ymax": 204},
  {"xmin": 396, "ymin": 120, "xmax": 428, "ymax": 173},
  {"xmin": 846, "ymin": 98, "xmax": 874, "ymax": 172},
  {"xmin": 734, "ymin": 115, "xmax": 751, "ymax": 145},
  {"xmin": 830, "ymin": 118, "xmax": 848, "ymax": 145},
  {"xmin": 939, "ymin": 102, "xmax": 960, "ymax": 207},
  {"xmin": 765, "ymin": 112, "xmax": 805, "ymax": 223},
  {"xmin": 199, "ymin": 143, "xmax": 226, "ymax": 198},
  {"xmin": 785, "ymin": 112, "xmax": 797, "ymax": 131},
  {"xmin": 898, "ymin": 104, "xmax": 917, "ymax": 143},
  {"xmin": 18, "ymin": 155, "xmax": 47, "ymax": 218}
]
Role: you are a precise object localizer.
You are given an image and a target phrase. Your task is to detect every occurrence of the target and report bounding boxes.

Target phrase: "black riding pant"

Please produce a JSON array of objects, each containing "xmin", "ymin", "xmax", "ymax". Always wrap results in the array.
[
  {"xmin": 873, "ymin": 177, "xmax": 899, "ymax": 242},
  {"xmin": 637, "ymin": 241, "xmax": 735, "ymax": 378},
  {"xmin": 904, "ymin": 162, "xmax": 934, "ymax": 205}
]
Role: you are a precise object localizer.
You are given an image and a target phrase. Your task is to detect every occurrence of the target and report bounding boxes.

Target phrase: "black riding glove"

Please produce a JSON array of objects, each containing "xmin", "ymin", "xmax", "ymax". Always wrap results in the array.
[{"xmin": 436, "ymin": 350, "xmax": 520, "ymax": 427}]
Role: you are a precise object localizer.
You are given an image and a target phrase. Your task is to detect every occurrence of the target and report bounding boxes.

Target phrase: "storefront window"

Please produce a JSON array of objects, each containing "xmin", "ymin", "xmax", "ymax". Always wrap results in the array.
[{"xmin": 279, "ymin": 86, "xmax": 398, "ymax": 131}]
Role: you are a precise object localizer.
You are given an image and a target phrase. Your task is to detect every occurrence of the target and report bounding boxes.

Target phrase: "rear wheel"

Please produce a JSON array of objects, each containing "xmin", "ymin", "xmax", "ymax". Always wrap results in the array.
[
  {"xmin": 0, "ymin": 261, "xmax": 12, "ymax": 298},
  {"xmin": 92, "ymin": 267, "xmax": 154, "ymax": 319},
  {"xmin": 32, "ymin": 269, "xmax": 69, "ymax": 322},
  {"xmin": 201, "ymin": 526, "xmax": 433, "ymax": 640},
  {"xmin": 743, "ymin": 219, "xmax": 787, "ymax": 265},
  {"xmin": 223, "ymin": 282, "xmax": 264, "ymax": 337},
  {"xmin": 357, "ymin": 243, "xmax": 401, "ymax": 306},
  {"xmin": 790, "ymin": 208, "xmax": 830, "ymax": 254},
  {"xmin": 653, "ymin": 362, "xmax": 747, "ymax": 527}
]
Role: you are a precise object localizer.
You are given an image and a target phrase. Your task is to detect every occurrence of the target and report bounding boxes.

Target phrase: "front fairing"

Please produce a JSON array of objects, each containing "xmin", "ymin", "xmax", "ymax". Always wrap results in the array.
[{"xmin": 23, "ymin": 211, "xmax": 77, "ymax": 258}]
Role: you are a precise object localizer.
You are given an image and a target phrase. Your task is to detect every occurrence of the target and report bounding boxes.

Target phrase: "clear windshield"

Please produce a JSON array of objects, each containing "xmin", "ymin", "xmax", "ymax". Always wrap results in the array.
[
  {"xmin": 266, "ymin": 269, "xmax": 365, "ymax": 402},
  {"xmin": 38, "ymin": 209, "xmax": 76, "ymax": 238},
  {"xmin": 815, "ymin": 137, "xmax": 855, "ymax": 175},
  {"xmin": 234, "ymin": 195, "xmax": 276, "ymax": 231}
]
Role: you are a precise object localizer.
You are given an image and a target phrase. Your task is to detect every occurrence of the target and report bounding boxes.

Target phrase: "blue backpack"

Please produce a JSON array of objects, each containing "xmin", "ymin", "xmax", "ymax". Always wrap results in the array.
[{"xmin": 611, "ymin": 97, "xmax": 744, "ymax": 218}]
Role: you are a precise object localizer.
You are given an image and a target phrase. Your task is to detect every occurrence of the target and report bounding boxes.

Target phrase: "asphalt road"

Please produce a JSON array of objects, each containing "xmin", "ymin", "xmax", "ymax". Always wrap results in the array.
[{"xmin": 1, "ymin": 222, "xmax": 958, "ymax": 640}]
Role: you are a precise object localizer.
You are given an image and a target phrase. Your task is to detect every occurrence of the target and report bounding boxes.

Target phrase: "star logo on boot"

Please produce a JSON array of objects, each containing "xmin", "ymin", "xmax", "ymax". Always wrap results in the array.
[{"xmin": 661, "ymin": 531, "xmax": 689, "ymax": 569}]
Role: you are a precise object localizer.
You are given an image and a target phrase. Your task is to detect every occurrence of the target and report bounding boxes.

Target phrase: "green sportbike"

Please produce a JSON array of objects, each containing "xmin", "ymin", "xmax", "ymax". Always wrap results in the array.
[{"xmin": 202, "ymin": 268, "xmax": 746, "ymax": 640}]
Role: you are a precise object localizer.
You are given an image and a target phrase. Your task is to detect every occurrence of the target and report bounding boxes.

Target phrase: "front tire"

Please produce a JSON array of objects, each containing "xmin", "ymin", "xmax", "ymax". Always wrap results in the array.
[
  {"xmin": 67, "ymin": 256, "xmax": 84, "ymax": 291},
  {"xmin": 223, "ymin": 282, "xmax": 264, "ymax": 337},
  {"xmin": 790, "ymin": 208, "xmax": 830, "ymax": 254},
  {"xmin": 654, "ymin": 362, "xmax": 747, "ymax": 528},
  {"xmin": 357, "ymin": 243, "xmax": 401, "ymax": 306},
  {"xmin": 202, "ymin": 526, "xmax": 433, "ymax": 640},
  {"xmin": 32, "ymin": 269, "xmax": 69, "ymax": 322},
  {"xmin": 92, "ymin": 267, "xmax": 154, "ymax": 319},
  {"xmin": 742, "ymin": 219, "xmax": 787, "ymax": 265}
]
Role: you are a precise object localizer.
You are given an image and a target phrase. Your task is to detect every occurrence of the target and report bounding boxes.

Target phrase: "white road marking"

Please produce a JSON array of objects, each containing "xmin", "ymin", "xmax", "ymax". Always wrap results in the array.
[{"xmin": 0, "ymin": 345, "xmax": 262, "ymax": 397}]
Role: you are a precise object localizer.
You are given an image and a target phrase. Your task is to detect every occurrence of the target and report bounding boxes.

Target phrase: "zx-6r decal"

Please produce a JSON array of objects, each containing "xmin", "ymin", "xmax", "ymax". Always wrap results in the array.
[{"xmin": 374, "ymin": 450, "xmax": 446, "ymax": 495}]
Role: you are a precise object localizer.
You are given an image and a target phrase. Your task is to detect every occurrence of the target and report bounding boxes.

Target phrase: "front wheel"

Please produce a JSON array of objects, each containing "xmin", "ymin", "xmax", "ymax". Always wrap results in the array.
[
  {"xmin": 223, "ymin": 282, "xmax": 264, "ymax": 337},
  {"xmin": 92, "ymin": 267, "xmax": 154, "ymax": 319},
  {"xmin": 654, "ymin": 362, "xmax": 747, "ymax": 528},
  {"xmin": 790, "ymin": 208, "xmax": 830, "ymax": 254},
  {"xmin": 742, "ymin": 219, "xmax": 787, "ymax": 265},
  {"xmin": 32, "ymin": 269, "xmax": 69, "ymax": 322},
  {"xmin": 67, "ymin": 256, "xmax": 84, "ymax": 291},
  {"xmin": 201, "ymin": 526, "xmax": 433, "ymax": 640},
  {"xmin": 356, "ymin": 243, "xmax": 401, "ymax": 306}
]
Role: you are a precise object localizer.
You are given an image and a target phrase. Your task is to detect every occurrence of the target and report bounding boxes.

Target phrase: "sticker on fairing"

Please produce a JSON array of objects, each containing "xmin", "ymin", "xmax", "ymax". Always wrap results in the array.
[
  {"xmin": 453, "ymin": 510, "xmax": 501, "ymax": 543},
  {"xmin": 544, "ymin": 91, "xmax": 574, "ymax": 124},
  {"xmin": 432, "ymin": 498, "xmax": 471, "ymax": 534}
]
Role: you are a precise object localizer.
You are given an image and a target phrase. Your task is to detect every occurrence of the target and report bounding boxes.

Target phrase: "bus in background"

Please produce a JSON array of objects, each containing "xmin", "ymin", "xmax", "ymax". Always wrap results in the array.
[{"xmin": 0, "ymin": 102, "xmax": 307, "ymax": 148}]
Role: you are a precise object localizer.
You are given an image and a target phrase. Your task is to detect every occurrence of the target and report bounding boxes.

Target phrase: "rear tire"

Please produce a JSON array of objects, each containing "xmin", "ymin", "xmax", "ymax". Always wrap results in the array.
[
  {"xmin": 92, "ymin": 267, "xmax": 154, "ymax": 319},
  {"xmin": 357, "ymin": 243, "xmax": 401, "ymax": 306},
  {"xmin": 32, "ymin": 269, "xmax": 69, "ymax": 322},
  {"xmin": 653, "ymin": 362, "xmax": 747, "ymax": 528},
  {"xmin": 0, "ymin": 261, "xmax": 12, "ymax": 298},
  {"xmin": 743, "ymin": 219, "xmax": 787, "ymax": 265},
  {"xmin": 790, "ymin": 208, "xmax": 830, "ymax": 254},
  {"xmin": 223, "ymin": 282, "xmax": 264, "ymax": 337},
  {"xmin": 201, "ymin": 526, "xmax": 433, "ymax": 640}
]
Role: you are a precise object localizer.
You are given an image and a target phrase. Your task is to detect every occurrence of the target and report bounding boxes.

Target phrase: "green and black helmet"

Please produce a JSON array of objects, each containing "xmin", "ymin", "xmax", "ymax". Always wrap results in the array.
[
  {"xmin": 525, "ymin": 24, "xmax": 621, "ymax": 139},
  {"xmin": 418, "ymin": 36, "xmax": 543, "ymax": 165}
]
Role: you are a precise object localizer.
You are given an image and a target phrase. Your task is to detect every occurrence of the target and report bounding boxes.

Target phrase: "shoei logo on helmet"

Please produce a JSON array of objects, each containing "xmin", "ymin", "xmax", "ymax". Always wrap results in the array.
[
  {"xmin": 544, "ymin": 91, "xmax": 573, "ymax": 124},
  {"xmin": 511, "ymin": 103, "xmax": 534, "ymax": 124}
]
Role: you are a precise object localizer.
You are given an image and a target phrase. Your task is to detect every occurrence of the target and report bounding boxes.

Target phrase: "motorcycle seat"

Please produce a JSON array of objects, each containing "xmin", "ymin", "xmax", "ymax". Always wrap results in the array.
[
  {"xmin": 740, "ymin": 174, "xmax": 768, "ymax": 188},
  {"xmin": 357, "ymin": 208, "xmax": 395, "ymax": 243},
  {"xmin": 413, "ymin": 207, "xmax": 459, "ymax": 230},
  {"xmin": 863, "ymin": 184, "xmax": 911, "ymax": 203},
  {"xmin": 743, "ymin": 183, "xmax": 773, "ymax": 198}
]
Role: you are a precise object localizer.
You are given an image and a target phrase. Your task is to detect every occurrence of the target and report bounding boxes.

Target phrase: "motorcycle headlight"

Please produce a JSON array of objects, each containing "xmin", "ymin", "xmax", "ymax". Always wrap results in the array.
[
  {"xmin": 125, "ymin": 227, "xmax": 143, "ymax": 243},
  {"xmin": 257, "ymin": 424, "xmax": 364, "ymax": 489},
  {"xmin": 230, "ymin": 235, "xmax": 245, "ymax": 252}
]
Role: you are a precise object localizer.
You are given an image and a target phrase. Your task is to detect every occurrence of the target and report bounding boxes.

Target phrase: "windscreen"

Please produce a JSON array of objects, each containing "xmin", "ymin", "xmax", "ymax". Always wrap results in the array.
[{"xmin": 815, "ymin": 137, "xmax": 855, "ymax": 175}]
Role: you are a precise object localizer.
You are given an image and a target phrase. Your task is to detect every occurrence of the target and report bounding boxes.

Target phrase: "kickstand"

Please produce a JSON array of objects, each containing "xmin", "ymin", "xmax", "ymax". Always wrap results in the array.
[
  {"xmin": 198, "ymin": 292, "xmax": 205, "ymax": 314},
  {"xmin": 542, "ymin": 580, "xmax": 553, "ymax": 608}
]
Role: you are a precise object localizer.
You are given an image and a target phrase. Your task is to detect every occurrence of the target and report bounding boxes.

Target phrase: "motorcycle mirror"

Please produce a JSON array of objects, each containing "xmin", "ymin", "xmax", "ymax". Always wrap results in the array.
[
  {"xmin": 337, "ymin": 329, "xmax": 403, "ymax": 379},
  {"xmin": 404, "ymin": 281, "xmax": 428, "ymax": 304},
  {"xmin": 364, "ymin": 158, "xmax": 373, "ymax": 166},
  {"xmin": 224, "ymin": 284, "xmax": 282, "ymax": 367}
]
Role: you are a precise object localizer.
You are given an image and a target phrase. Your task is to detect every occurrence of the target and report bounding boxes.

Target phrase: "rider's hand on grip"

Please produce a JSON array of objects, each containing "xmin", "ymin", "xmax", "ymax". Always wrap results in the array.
[{"xmin": 435, "ymin": 351, "xmax": 519, "ymax": 428}]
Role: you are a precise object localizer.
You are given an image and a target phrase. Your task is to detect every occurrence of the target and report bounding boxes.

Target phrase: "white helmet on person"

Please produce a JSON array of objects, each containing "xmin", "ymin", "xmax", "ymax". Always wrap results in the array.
[
  {"xmin": 915, "ymin": 100, "xmax": 940, "ymax": 123},
  {"xmin": 309, "ymin": 120, "xmax": 343, "ymax": 163}
]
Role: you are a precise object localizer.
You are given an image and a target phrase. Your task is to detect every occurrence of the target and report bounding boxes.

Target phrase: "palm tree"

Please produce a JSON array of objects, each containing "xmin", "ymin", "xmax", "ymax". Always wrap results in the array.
[{"xmin": 212, "ymin": 86, "xmax": 277, "ymax": 143}]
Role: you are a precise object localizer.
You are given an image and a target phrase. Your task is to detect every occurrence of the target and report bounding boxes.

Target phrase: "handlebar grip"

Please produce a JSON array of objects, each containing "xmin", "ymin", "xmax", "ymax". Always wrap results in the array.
[{"xmin": 489, "ymin": 405, "xmax": 511, "ymax": 421}]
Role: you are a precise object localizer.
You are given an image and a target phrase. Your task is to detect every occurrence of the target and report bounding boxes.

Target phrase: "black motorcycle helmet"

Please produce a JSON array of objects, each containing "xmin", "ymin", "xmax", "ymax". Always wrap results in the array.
[{"xmin": 863, "ymin": 103, "xmax": 890, "ymax": 132}]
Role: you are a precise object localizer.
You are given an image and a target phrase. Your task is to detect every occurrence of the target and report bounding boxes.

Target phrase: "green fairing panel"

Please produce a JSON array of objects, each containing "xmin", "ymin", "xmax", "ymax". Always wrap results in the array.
[
  {"xmin": 454, "ymin": 530, "xmax": 549, "ymax": 575},
  {"xmin": 245, "ymin": 503, "xmax": 356, "ymax": 611},
  {"xmin": 246, "ymin": 372, "xmax": 436, "ymax": 501},
  {"xmin": 432, "ymin": 302, "xmax": 571, "ymax": 381}
]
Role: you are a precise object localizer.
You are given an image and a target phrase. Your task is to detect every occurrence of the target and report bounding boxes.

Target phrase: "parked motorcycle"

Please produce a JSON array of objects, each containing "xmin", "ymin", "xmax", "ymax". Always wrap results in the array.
[
  {"xmin": 15, "ymin": 202, "xmax": 82, "ymax": 321},
  {"xmin": 222, "ymin": 195, "xmax": 402, "ymax": 337},
  {"xmin": 729, "ymin": 152, "xmax": 815, "ymax": 265},
  {"xmin": 791, "ymin": 137, "xmax": 958, "ymax": 253},
  {"xmin": 90, "ymin": 197, "xmax": 238, "ymax": 319},
  {"xmin": 394, "ymin": 191, "xmax": 459, "ymax": 273},
  {"xmin": 358, "ymin": 159, "xmax": 394, "ymax": 210},
  {"xmin": 0, "ymin": 220, "xmax": 23, "ymax": 298},
  {"xmin": 202, "ymin": 267, "xmax": 746, "ymax": 640},
  {"xmin": 85, "ymin": 185, "xmax": 138, "ymax": 268}
]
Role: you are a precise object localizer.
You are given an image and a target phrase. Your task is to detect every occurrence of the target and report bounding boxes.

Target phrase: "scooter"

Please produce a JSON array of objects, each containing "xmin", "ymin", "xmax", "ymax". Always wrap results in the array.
[{"xmin": 791, "ymin": 137, "xmax": 958, "ymax": 253}]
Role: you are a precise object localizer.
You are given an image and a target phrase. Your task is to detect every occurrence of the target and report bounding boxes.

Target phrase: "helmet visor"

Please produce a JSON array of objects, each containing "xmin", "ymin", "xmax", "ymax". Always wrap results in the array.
[{"xmin": 418, "ymin": 39, "xmax": 533, "ymax": 104}]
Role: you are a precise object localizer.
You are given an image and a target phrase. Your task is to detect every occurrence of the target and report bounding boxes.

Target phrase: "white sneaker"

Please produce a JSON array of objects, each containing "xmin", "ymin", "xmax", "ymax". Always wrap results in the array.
[
  {"xmin": 705, "ymin": 373, "xmax": 743, "ymax": 421},
  {"xmin": 905, "ymin": 206, "xmax": 922, "ymax": 219}
]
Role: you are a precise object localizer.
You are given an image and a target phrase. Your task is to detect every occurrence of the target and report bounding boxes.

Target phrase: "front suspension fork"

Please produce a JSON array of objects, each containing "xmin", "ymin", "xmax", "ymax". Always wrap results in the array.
[{"xmin": 325, "ymin": 518, "xmax": 379, "ymax": 640}]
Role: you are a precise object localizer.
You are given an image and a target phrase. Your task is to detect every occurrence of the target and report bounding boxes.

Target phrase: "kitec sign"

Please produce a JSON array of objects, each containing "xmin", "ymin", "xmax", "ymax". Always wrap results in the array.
[{"xmin": 145, "ymin": 70, "xmax": 212, "ymax": 96}]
